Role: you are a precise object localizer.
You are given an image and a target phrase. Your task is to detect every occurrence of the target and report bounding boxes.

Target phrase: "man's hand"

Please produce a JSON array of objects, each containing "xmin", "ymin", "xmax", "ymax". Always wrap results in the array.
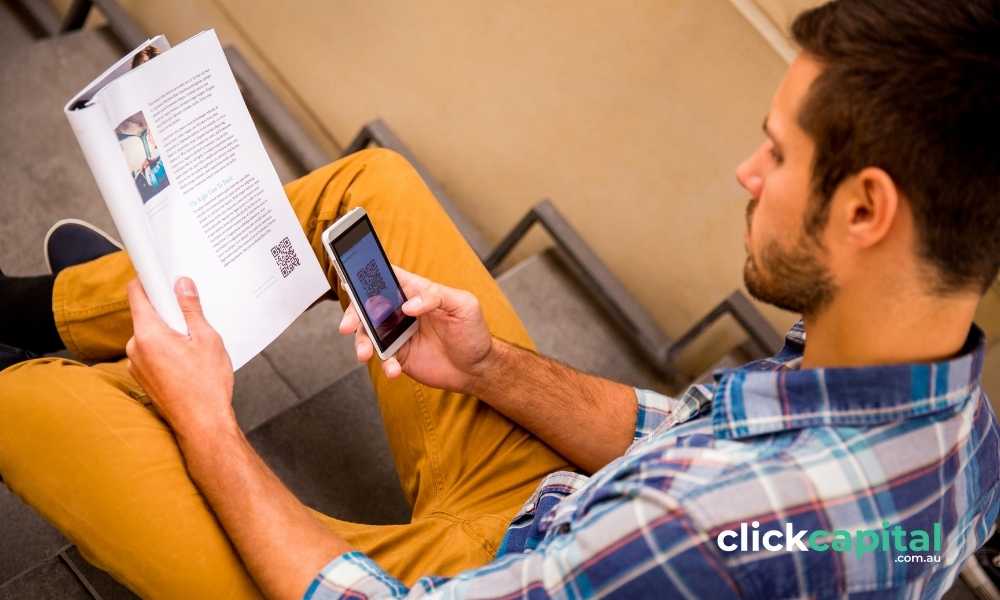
[
  {"xmin": 125, "ymin": 277, "xmax": 236, "ymax": 438},
  {"xmin": 127, "ymin": 277, "xmax": 350, "ymax": 599},
  {"xmin": 339, "ymin": 266, "xmax": 495, "ymax": 393},
  {"xmin": 340, "ymin": 266, "xmax": 638, "ymax": 473}
]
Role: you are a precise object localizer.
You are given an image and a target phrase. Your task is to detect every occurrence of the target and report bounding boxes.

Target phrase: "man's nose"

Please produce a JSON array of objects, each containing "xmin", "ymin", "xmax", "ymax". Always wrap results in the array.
[{"xmin": 736, "ymin": 152, "xmax": 764, "ymax": 198}]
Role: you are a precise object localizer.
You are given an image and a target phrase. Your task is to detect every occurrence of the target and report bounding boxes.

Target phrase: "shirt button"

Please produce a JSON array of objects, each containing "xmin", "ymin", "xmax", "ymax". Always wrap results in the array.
[{"xmin": 557, "ymin": 523, "xmax": 571, "ymax": 534}]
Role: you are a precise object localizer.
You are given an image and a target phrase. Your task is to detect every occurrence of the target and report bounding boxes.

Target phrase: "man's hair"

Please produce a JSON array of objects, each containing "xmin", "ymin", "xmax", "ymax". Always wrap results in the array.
[{"xmin": 791, "ymin": 0, "xmax": 1000, "ymax": 294}]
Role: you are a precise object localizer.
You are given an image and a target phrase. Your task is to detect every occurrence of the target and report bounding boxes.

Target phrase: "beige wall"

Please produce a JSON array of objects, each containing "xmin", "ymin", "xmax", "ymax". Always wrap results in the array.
[
  {"xmin": 754, "ymin": 0, "xmax": 824, "ymax": 34},
  {"xmin": 64, "ymin": 0, "xmax": 998, "ymax": 386},
  {"xmin": 984, "ymin": 346, "xmax": 1000, "ymax": 416},
  {"xmin": 105, "ymin": 0, "xmax": 796, "ymax": 375}
]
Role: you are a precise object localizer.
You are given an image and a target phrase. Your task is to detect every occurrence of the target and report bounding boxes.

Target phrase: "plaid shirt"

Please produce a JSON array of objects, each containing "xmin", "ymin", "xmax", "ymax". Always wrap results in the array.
[{"xmin": 306, "ymin": 321, "xmax": 999, "ymax": 599}]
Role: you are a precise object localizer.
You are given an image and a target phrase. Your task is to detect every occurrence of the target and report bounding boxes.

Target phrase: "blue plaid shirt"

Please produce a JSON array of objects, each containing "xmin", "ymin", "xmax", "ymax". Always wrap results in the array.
[{"xmin": 306, "ymin": 321, "xmax": 999, "ymax": 599}]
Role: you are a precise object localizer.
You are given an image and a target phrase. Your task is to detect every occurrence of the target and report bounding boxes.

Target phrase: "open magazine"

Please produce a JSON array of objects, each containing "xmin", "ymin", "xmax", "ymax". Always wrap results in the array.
[{"xmin": 64, "ymin": 30, "xmax": 330, "ymax": 370}]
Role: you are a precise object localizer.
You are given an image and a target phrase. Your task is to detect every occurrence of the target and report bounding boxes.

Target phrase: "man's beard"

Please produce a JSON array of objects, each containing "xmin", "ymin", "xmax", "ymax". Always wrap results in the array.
[{"xmin": 742, "ymin": 199, "xmax": 838, "ymax": 316}]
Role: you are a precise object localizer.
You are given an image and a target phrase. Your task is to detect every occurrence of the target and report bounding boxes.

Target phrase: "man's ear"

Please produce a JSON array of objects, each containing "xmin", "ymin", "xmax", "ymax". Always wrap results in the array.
[{"xmin": 838, "ymin": 166, "xmax": 900, "ymax": 249}]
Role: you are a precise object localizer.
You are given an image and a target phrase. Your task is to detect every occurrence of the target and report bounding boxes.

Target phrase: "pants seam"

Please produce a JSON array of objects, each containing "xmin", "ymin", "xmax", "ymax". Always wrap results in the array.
[
  {"xmin": 422, "ymin": 511, "xmax": 503, "ymax": 559},
  {"xmin": 412, "ymin": 382, "xmax": 447, "ymax": 504},
  {"xmin": 53, "ymin": 272, "xmax": 86, "ymax": 359},
  {"xmin": 60, "ymin": 299, "xmax": 131, "ymax": 319}
]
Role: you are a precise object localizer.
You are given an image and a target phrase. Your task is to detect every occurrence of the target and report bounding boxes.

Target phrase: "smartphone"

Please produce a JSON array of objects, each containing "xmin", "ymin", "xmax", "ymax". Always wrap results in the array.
[{"xmin": 321, "ymin": 208, "xmax": 417, "ymax": 360}]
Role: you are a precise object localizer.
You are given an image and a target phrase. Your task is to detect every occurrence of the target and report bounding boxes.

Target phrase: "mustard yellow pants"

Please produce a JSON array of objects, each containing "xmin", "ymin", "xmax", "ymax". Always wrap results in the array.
[{"xmin": 0, "ymin": 149, "xmax": 572, "ymax": 598}]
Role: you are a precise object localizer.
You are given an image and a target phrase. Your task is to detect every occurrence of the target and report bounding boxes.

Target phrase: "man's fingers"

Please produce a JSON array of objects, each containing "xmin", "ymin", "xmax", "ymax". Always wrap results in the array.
[
  {"xmin": 402, "ymin": 282, "xmax": 472, "ymax": 317},
  {"xmin": 174, "ymin": 277, "xmax": 212, "ymax": 337},
  {"xmin": 127, "ymin": 279, "xmax": 167, "ymax": 334},
  {"xmin": 354, "ymin": 329, "xmax": 373, "ymax": 362},
  {"xmin": 392, "ymin": 265, "xmax": 429, "ymax": 298},
  {"xmin": 382, "ymin": 356, "xmax": 402, "ymax": 378},
  {"xmin": 391, "ymin": 265, "xmax": 474, "ymax": 317},
  {"xmin": 339, "ymin": 304, "xmax": 361, "ymax": 335},
  {"xmin": 340, "ymin": 303, "xmax": 373, "ymax": 362}
]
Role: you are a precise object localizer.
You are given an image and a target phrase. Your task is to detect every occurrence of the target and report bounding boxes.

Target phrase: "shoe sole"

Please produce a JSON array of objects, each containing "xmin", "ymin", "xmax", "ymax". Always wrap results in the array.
[{"xmin": 42, "ymin": 218, "xmax": 124, "ymax": 275}]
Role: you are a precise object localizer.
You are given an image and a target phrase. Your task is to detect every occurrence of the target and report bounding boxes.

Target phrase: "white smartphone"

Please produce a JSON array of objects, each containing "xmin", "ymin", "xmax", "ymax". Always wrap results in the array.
[{"xmin": 321, "ymin": 208, "xmax": 417, "ymax": 360}]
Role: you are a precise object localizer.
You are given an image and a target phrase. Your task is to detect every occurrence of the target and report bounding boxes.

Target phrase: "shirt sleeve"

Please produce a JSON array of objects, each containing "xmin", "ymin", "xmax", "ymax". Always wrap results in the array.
[
  {"xmin": 633, "ymin": 387, "xmax": 676, "ymax": 439},
  {"xmin": 304, "ymin": 483, "xmax": 738, "ymax": 599},
  {"xmin": 633, "ymin": 384, "xmax": 715, "ymax": 441}
]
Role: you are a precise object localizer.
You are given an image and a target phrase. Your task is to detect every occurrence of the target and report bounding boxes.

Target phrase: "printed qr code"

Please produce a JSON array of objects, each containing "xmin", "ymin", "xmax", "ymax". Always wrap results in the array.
[
  {"xmin": 356, "ymin": 259, "xmax": 386, "ymax": 297},
  {"xmin": 270, "ymin": 236, "xmax": 300, "ymax": 278}
]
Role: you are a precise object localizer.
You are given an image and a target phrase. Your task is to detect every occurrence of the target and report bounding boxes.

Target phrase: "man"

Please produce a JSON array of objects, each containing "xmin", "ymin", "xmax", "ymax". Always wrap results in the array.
[{"xmin": 1, "ymin": 0, "xmax": 998, "ymax": 597}]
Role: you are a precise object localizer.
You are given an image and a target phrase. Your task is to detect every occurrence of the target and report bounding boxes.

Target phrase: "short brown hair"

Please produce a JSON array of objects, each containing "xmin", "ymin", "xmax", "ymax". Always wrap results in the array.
[{"xmin": 791, "ymin": 0, "xmax": 1000, "ymax": 294}]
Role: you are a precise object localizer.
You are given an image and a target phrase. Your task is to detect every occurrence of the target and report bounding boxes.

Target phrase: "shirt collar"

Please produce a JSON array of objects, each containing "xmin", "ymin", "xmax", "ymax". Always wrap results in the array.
[{"xmin": 711, "ymin": 320, "xmax": 987, "ymax": 440}]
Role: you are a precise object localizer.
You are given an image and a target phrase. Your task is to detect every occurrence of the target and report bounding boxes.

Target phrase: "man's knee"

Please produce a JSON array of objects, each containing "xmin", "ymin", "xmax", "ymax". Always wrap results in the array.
[
  {"xmin": 0, "ymin": 357, "xmax": 69, "ymax": 401},
  {"xmin": 348, "ymin": 147, "xmax": 427, "ymax": 199},
  {"xmin": 291, "ymin": 147, "xmax": 430, "ymax": 221},
  {"xmin": 347, "ymin": 147, "xmax": 414, "ymax": 176},
  {"xmin": 349, "ymin": 147, "xmax": 446, "ymax": 219},
  {"xmin": 0, "ymin": 358, "xmax": 73, "ymax": 471},
  {"xmin": 0, "ymin": 357, "xmax": 130, "ymax": 432}
]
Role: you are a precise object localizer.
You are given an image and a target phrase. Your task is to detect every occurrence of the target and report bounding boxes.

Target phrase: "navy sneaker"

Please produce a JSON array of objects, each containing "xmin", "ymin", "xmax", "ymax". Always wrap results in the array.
[
  {"xmin": 43, "ymin": 219, "xmax": 123, "ymax": 276},
  {"xmin": 0, "ymin": 342, "xmax": 37, "ymax": 372}
]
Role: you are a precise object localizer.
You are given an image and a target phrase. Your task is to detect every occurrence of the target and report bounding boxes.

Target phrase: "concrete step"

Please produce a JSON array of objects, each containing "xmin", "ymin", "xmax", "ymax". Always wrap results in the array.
[
  {"xmin": 0, "ymin": 27, "xmax": 126, "ymax": 278},
  {"xmin": 0, "ymin": 1, "xmax": 40, "ymax": 57},
  {"xmin": 0, "ymin": 486, "xmax": 67, "ymax": 587},
  {"xmin": 496, "ymin": 248, "xmax": 672, "ymax": 393},
  {"xmin": 0, "ymin": 554, "xmax": 92, "ymax": 600},
  {"xmin": 247, "ymin": 366, "xmax": 411, "ymax": 524},
  {"xmin": 0, "ymin": 546, "xmax": 139, "ymax": 600}
]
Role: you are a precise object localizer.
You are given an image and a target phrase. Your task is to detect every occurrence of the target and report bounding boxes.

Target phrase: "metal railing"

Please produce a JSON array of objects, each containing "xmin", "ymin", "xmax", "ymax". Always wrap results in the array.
[
  {"xmin": 60, "ymin": 0, "xmax": 144, "ymax": 48},
  {"xmin": 482, "ymin": 199, "xmax": 783, "ymax": 382}
]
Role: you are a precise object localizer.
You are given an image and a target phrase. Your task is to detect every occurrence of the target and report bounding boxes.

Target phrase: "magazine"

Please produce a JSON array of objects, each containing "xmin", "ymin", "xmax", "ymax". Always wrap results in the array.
[{"xmin": 64, "ymin": 30, "xmax": 330, "ymax": 370}]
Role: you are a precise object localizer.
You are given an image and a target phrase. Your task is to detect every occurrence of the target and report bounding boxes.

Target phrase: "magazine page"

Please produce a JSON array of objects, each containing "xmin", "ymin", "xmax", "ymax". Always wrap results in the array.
[
  {"xmin": 65, "ymin": 104, "xmax": 185, "ymax": 335},
  {"xmin": 93, "ymin": 30, "xmax": 329, "ymax": 369},
  {"xmin": 64, "ymin": 35, "xmax": 184, "ymax": 335}
]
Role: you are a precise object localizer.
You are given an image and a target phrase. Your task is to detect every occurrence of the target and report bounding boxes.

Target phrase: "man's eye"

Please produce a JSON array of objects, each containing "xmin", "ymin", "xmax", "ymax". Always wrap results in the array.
[{"xmin": 769, "ymin": 147, "xmax": 784, "ymax": 164}]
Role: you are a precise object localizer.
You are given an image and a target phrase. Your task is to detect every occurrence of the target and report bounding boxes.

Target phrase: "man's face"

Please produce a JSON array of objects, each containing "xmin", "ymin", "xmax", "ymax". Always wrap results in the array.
[{"xmin": 735, "ymin": 55, "xmax": 837, "ymax": 317}]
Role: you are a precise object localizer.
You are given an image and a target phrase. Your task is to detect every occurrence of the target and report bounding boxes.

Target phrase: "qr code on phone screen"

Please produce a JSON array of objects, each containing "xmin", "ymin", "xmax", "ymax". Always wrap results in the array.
[
  {"xmin": 356, "ymin": 259, "xmax": 386, "ymax": 297},
  {"xmin": 270, "ymin": 236, "xmax": 300, "ymax": 277}
]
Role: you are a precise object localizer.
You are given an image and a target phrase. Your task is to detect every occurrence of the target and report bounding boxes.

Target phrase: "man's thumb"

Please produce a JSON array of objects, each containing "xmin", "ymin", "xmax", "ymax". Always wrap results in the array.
[{"xmin": 175, "ymin": 277, "xmax": 209, "ymax": 334}]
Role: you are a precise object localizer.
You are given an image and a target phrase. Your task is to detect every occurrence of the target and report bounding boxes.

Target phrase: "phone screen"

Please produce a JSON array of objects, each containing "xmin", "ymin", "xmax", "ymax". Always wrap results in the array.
[{"xmin": 330, "ymin": 216, "xmax": 415, "ymax": 351}]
